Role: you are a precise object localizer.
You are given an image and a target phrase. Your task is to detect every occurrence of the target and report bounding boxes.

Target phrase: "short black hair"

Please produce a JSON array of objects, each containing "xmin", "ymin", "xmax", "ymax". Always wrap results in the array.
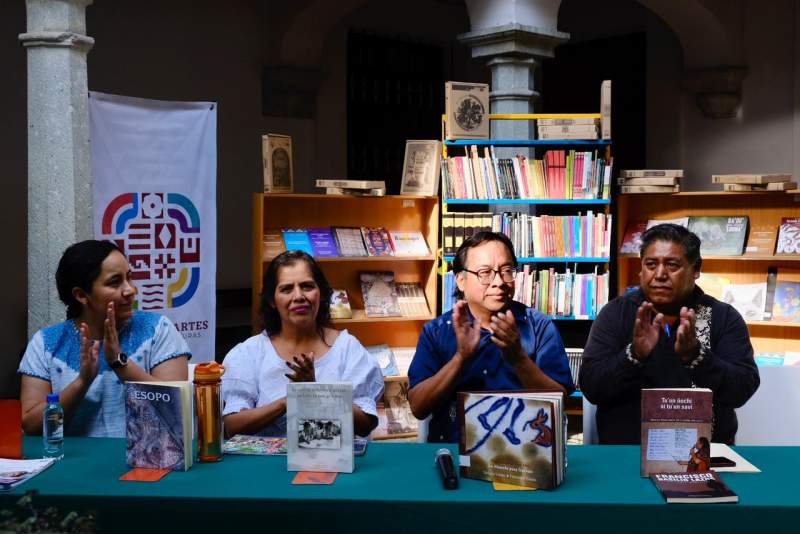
[
  {"xmin": 451, "ymin": 231, "xmax": 517, "ymax": 299},
  {"xmin": 56, "ymin": 240, "xmax": 123, "ymax": 319},
  {"xmin": 260, "ymin": 250, "xmax": 333, "ymax": 337},
  {"xmin": 640, "ymin": 223, "xmax": 702, "ymax": 270}
]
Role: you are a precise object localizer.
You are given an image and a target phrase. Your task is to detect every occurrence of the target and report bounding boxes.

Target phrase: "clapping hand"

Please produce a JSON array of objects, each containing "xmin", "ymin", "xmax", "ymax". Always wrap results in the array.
[
  {"xmin": 78, "ymin": 322, "xmax": 100, "ymax": 383},
  {"xmin": 632, "ymin": 301, "xmax": 663, "ymax": 361},
  {"xmin": 489, "ymin": 309, "xmax": 525, "ymax": 364},
  {"xmin": 674, "ymin": 306, "xmax": 699, "ymax": 362},
  {"xmin": 103, "ymin": 301, "xmax": 123, "ymax": 366},
  {"xmin": 452, "ymin": 301, "xmax": 481, "ymax": 363},
  {"xmin": 285, "ymin": 352, "xmax": 316, "ymax": 382}
]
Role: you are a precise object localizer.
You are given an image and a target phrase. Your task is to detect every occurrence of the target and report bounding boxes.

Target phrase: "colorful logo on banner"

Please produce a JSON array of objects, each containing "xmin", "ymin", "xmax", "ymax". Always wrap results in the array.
[{"xmin": 101, "ymin": 192, "xmax": 201, "ymax": 310}]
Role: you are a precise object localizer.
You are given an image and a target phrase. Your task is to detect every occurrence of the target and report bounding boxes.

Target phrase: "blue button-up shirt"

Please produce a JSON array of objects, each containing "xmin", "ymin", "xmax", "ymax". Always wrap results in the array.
[{"xmin": 409, "ymin": 300, "xmax": 575, "ymax": 443}]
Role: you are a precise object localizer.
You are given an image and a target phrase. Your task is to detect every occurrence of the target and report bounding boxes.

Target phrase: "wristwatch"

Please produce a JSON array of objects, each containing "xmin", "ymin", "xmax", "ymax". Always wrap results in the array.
[{"xmin": 109, "ymin": 351, "xmax": 129, "ymax": 370}]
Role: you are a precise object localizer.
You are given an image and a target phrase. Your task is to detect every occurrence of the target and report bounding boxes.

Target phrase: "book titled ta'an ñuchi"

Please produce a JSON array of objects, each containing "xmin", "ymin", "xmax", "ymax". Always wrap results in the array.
[
  {"xmin": 457, "ymin": 390, "xmax": 566, "ymax": 489},
  {"xmin": 125, "ymin": 381, "xmax": 193, "ymax": 471}
]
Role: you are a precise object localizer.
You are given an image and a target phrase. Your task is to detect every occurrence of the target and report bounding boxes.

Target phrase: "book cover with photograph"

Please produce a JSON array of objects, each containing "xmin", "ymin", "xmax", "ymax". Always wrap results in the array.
[
  {"xmin": 365, "ymin": 344, "xmax": 400, "ymax": 377},
  {"xmin": 721, "ymin": 283, "xmax": 767, "ymax": 321},
  {"xmin": 619, "ymin": 221, "xmax": 647, "ymax": 254},
  {"xmin": 286, "ymin": 383, "xmax": 354, "ymax": 473},
  {"xmin": 329, "ymin": 288, "xmax": 353, "ymax": 319},
  {"xmin": 776, "ymin": 217, "xmax": 800, "ymax": 255},
  {"xmin": 445, "ymin": 82, "xmax": 490, "ymax": 140},
  {"xmin": 125, "ymin": 381, "xmax": 193, "ymax": 471},
  {"xmin": 458, "ymin": 391, "xmax": 565, "ymax": 489},
  {"xmin": 262, "ymin": 134, "xmax": 293, "ymax": 193},
  {"xmin": 223, "ymin": 435, "xmax": 287, "ymax": 455},
  {"xmin": 361, "ymin": 227, "xmax": 394, "ymax": 257},
  {"xmin": 646, "ymin": 217, "xmax": 689, "ymax": 230},
  {"xmin": 695, "ymin": 273, "xmax": 731, "ymax": 301},
  {"xmin": 772, "ymin": 281, "xmax": 800, "ymax": 322},
  {"xmin": 687, "ymin": 216, "xmax": 748, "ymax": 256},
  {"xmin": 651, "ymin": 471, "xmax": 738, "ymax": 504},
  {"xmin": 401, "ymin": 140, "xmax": 442, "ymax": 196},
  {"xmin": 640, "ymin": 388, "xmax": 712, "ymax": 477},
  {"xmin": 360, "ymin": 271, "xmax": 401, "ymax": 317}
]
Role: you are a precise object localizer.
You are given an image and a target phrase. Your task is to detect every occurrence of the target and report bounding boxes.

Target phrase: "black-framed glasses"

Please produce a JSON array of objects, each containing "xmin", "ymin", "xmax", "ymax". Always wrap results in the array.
[{"xmin": 462, "ymin": 266, "xmax": 517, "ymax": 285}]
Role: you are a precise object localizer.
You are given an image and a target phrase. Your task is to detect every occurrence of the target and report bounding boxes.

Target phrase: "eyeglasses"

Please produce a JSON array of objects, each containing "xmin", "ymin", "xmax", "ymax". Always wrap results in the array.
[{"xmin": 462, "ymin": 267, "xmax": 517, "ymax": 285}]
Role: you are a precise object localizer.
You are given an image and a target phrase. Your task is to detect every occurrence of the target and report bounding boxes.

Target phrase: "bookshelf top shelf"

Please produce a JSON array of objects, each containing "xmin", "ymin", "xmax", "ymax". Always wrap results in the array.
[
  {"xmin": 444, "ymin": 256, "xmax": 609, "ymax": 264},
  {"xmin": 619, "ymin": 253, "xmax": 800, "ymax": 262},
  {"xmin": 444, "ymin": 139, "xmax": 612, "ymax": 147},
  {"xmin": 445, "ymin": 198, "xmax": 610, "ymax": 205},
  {"xmin": 258, "ymin": 193, "xmax": 437, "ymax": 200}
]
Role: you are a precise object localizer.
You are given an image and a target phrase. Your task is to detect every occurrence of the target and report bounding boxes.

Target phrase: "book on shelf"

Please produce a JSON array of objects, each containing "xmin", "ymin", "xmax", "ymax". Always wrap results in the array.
[
  {"xmin": 281, "ymin": 229, "xmax": 314, "ymax": 256},
  {"xmin": 620, "ymin": 221, "xmax": 647, "ymax": 254},
  {"xmin": 721, "ymin": 282, "xmax": 767, "ymax": 321},
  {"xmin": 620, "ymin": 169, "xmax": 683, "ymax": 178},
  {"xmin": 538, "ymin": 130, "xmax": 599, "ymax": 140},
  {"xmin": 744, "ymin": 225, "xmax": 778, "ymax": 257},
  {"xmin": 687, "ymin": 216, "xmax": 748, "ymax": 256},
  {"xmin": 764, "ymin": 267, "xmax": 778, "ymax": 319},
  {"xmin": 262, "ymin": 134, "xmax": 293, "ymax": 193},
  {"xmin": 364, "ymin": 344, "xmax": 400, "ymax": 377},
  {"xmin": 620, "ymin": 185, "xmax": 680, "ymax": 194},
  {"xmin": 772, "ymin": 281, "xmax": 800, "ymax": 322},
  {"xmin": 537, "ymin": 124, "xmax": 599, "ymax": 136},
  {"xmin": 651, "ymin": 471, "xmax": 738, "ymax": 504},
  {"xmin": 513, "ymin": 265, "xmax": 609, "ymax": 319},
  {"xmin": 640, "ymin": 388, "xmax": 712, "ymax": 477},
  {"xmin": 373, "ymin": 380, "xmax": 418, "ymax": 439},
  {"xmin": 617, "ymin": 176, "xmax": 680, "ymax": 186},
  {"xmin": 360, "ymin": 271, "xmax": 402, "ymax": 317},
  {"xmin": 565, "ymin": 347, "xmax": 583, "ymax": 390},
  {"xmin": 442, "ymin": 148, "xmax": 612, "ymax": 200},
  {"xmin": 308, "ymin": 227, "xmax": 339, "ymax": 258},
  {"xmin": 329, "ymin": 288, "xmax": 353, "ymax": 319},
  {"xmin": 325, "ymin": 187, "xmax": 386, "ymax": 196},
  {"xmin": 263, "ymin": 229, "xmax": 286, "ymax": 261},
  {"xmin": 223, "ymin": 435, "xmax": 287, "ymax": 455},
  {"xmin": 458, "ymin": 390, "xmax": 566, "ymax": 489},
  {"xmin": 601, "ymin": 80, "xmax": 612, "ymax": 140},
  {"xmin": 775, "ymin": 217, "xmax": 800, "ymax": 255},
  {"xmin": 286, "ymin": 382, "xmax": 354, "ymax": 473},
  {"xmin": 395, "ymin": 282, "xmax": 430, "ymax": 317},
  {"xmin": 445, "ymin": 81, "xmax": 490, "ymax": 140},
  {"xmin": 443, "ymin": 271, "xmax": 457, "ymax": 313},
  {"xmin": 695, "ymin": 272, "xmax": 731, "ymax": 300},
  {"xmin": 723, "ymin": 181, "xmax": 797, "ymax": 192},
  {"xmin": 361, "ymin": 227, "xmax": 394, "ymax": 257},
  {"xmin": 387, "ymin": 230, "xmax": 430, "ymax": 256},
  {"xmin": 538, "ymin": 118, "xmax": 598, "ymax": 126},
  {"xmin": 125, "ymin": 381, "xmax": 193, "ymax": 471},
  {"xmin": 711, "ymin": 173, "xmax": 791, "ymax": 184},
  {"xmin": 315, "ymin": 179, "xmax": 386, "ymax": 190},
  {"xmin": 0, "ymin": 457, "xmax": 56, "ymax": 491},
  {"xmin": 400, "ymin": 140, "xmax": 441, "ymax": 196},
  {"xmin": 332, "ymin": 227, "xmax": 368, "ymax": 257},
  {"xmin": 646, "ymin": 217, "xmax": 689, "ymax": 229}
]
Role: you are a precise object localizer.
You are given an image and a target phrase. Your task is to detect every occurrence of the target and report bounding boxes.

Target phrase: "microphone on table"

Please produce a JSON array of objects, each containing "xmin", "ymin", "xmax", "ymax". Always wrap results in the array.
[{"xmin": 435, "ymin": 448, "xmax": 459, "ymax": 490}]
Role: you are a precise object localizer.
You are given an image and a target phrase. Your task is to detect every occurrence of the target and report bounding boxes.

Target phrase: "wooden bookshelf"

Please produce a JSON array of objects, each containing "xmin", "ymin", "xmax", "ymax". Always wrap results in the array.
[
  {"xmin": 616, "ymin": 191, "xmax": 800, "ymax": 352},
  {"xmin": 251, "ymin": 193, "xmax": 439, "ymax": 347}
]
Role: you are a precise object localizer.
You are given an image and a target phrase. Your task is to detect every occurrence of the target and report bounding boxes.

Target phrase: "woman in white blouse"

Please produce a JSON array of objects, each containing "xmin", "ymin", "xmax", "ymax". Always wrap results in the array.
[{"xmin": 222, "ymin": 251, "xmax": 384, "ymax": 437}]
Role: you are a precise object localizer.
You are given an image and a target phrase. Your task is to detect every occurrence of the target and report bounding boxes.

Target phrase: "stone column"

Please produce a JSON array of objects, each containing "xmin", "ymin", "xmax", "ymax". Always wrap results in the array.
[{"xmin": 20, "ymin": 0, "xmax": 94, "ymax": 335}]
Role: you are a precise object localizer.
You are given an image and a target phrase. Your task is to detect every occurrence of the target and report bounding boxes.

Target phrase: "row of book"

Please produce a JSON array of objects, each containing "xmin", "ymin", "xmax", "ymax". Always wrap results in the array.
[
  {"xmin": 536, "ymin": 117, "xmax": 599, "ymax": 140},
  {"xmin": 443, "ymin": 211, "xmax": 612, "ymax": 259},
  {"xmin": 263, "ymin": 227, "xmax": 430, "ymax": 260},
  {"xmin": 617, "ymin": 169, "xmax": 682, "ymax": 194},
  {"xmin": 696, "ymin": 268, "xmax": 800, "ymax": 323},
  {"xmin": 442, "ymin": 267, "xmax": 609, "ymax": 319},
  {"xmin": 621, "ymin": 215, "xmax": 800, "ymax": 257},
  {"xmin": 441, "ymin": 148, "xmax": 613, "ymax": 201},
  {"xmin": 712, "ymin": 173, "xmax": 796, "ymax": 192},
  {"xmin": 330, "ymin": 272, "xmax": 430, "ymax": 319}
]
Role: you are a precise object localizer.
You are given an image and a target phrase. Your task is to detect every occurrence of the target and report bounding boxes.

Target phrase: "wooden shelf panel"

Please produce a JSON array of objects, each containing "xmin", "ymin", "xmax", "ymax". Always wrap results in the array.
[
  {"xmin": 263, "ymin": 255, "xmax": 436, "ymax": 263},
  {"xmin": 619, "ymin": 191, "xmax": 799, "ymax": 197},
  {"xmin": 747, "ymin": 320, "xmax": 800, "ymax": 328},
  {"xmin": 331, "ymin": 309, "xmax": 433, "ymax": 324},
  {"xmin": 444, "ymin": 198, "xmax": 610, "ymax": 205},
  {"xmin": 619, "ymin": 254, "xmax": 800, "ymax": 262},
  {"xmin": 262, "ymin": 193, "xmax": 437, "ymax": 200}
]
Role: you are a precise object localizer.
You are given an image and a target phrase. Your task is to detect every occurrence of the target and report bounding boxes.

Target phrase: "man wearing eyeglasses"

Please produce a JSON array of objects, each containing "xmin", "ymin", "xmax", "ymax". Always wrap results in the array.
[{"xmin": 408, "ymin": 231, "xmax": 575, "ymax": 443}]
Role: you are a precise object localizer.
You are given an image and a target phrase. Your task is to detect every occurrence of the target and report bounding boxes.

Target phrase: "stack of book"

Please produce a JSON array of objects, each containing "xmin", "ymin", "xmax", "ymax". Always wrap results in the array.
[
  {"xmin": 262, "ymin": 227, "xmax": 430, "ymax": 261},
  {"xmin": 618, "ymin": 170, "xmax": 683, "ymax": 194},
  {"xmin": 442, "ymin": 148, "xmax": 612, "ymax": 200},
  {"xmin": 443, "ymin": 211, "xmax": 612, "ymax": 259},
  {"xmin": 711, "ymin": 174, "xmax": 796, "ymax": 192},
  {"xmin": 537, "ymin": 117, "xmax": 599, "ymax": 140},
  {"xmin": 315, "ymin": 179, "xmax": 386, "ymax": 196}
]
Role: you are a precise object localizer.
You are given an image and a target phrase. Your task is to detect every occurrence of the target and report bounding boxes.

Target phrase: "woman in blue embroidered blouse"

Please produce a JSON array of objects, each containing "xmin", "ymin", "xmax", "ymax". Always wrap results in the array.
[{"xmin": 19, "ymin": 240, "xmax": 191, "ymax": 437}]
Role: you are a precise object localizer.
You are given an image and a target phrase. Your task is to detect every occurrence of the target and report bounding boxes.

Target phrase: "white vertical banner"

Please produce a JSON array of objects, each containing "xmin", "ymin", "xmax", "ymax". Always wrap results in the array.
[{"xmin": 90, "ymin": 92, "xmax": 217, "ymax": 362}]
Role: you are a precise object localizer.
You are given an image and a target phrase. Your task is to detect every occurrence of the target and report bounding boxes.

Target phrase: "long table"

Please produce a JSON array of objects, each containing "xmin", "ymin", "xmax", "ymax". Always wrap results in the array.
[{"xmin": 2, "ymin": 438, "xmax": 799, "ymax": 533}]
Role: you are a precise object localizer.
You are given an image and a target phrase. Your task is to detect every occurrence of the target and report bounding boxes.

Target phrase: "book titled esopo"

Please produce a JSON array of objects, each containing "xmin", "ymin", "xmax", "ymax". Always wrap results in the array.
[{"xmin": 125, "ymin": 381, "xmax": 193, "ymax": 471}]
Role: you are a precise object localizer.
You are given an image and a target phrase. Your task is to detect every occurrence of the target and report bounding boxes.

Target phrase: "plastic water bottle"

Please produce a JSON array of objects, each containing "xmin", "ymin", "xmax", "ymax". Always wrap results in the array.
[{"xmin": 42, "ymin": 393, "xmax": 64, "ymax": 459}]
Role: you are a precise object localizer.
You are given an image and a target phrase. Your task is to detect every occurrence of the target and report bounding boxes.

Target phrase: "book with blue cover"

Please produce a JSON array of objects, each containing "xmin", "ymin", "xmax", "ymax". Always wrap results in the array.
[
  {"xmin": 125, "ymin": 381, "xmax": 193, "ymax": 471},
  {"xmin": 772, "ymin": 281, "xmax": 800, "ymax": 322},
  {"xmin": 308, "ymin": 227, "xmax": 339, "ymax": 257},
  {"xmin": 281, "ymin": 229, "xmax": 314, "ymax": 255}
]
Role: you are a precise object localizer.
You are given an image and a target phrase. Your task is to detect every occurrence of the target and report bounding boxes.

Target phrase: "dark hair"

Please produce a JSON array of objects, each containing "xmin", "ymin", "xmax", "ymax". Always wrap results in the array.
[
  {"xmin": 56, "ymin": 240, "xmax": 123, "ymax": 319},
  {"xmin": 697, "ymin": 436, "xmax": 710, "ymax": 451},
  {"xmin": 260, "ymin": 250, "xmax": 333, "ymax": 338},
  {"xmin": 640, "ymin": 223, "xmax": 702, "ymax": 270},
  {"xmin": 451, "ymin": 231, "xmax": 517, "ymax": 300}
]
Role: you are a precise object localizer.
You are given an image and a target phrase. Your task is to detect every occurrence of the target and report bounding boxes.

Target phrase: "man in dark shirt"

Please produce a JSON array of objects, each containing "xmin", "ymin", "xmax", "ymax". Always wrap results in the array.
[
  {"xmin": 580, "ymin": 223, "xmax": 760, "ymax": 444},
  {"xmin": 408, "ymin": 232, "xmax": 574, "ymax": 443}
]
